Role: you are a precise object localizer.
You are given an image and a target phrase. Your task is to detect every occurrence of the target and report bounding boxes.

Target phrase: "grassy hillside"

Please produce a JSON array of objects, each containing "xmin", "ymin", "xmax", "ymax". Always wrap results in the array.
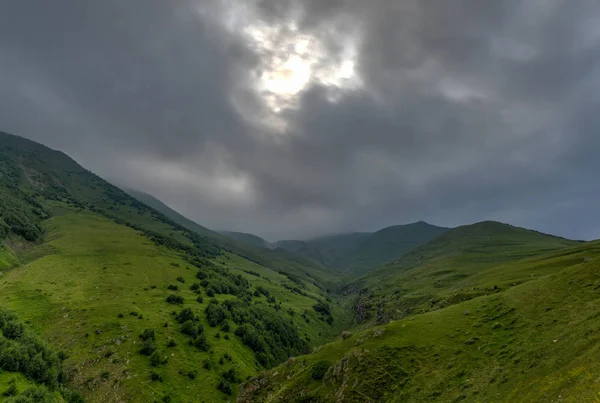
[
  {"xmin": 239, "ymin": 236, "xmax": 600, "ymax": 402},
  {"xmin": 0, "ymin": 131, "xmax": 351, "ymax": 401},
  {"xmin": 126, "ymin": 188, "xmax": 341, "ymax": 291},
  {"xmin": 0, "ymin": 211, "xmax": 350, "ymax": 402},
  {"xmin": 277, "ymin": 222, "xmax": 448, "ymax": 276},
  {"xmin": 349, "ymin": 221, "xmax": 578, "ymax": 324},
  {"xmin": 220, "ymin": 231, "xmax": 272, "ymax": 249}
]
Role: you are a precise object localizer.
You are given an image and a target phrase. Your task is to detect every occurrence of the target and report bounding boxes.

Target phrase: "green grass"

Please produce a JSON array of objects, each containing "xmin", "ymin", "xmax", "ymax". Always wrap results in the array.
[
  {"xmin": 348, "ymin": 221, "xmax": 579, "ymax": 324},
  {"xmin": 239, "ymin": 240, "xmax": 600, "ymax": 402},
  {"xmin": 0, "ymin": 212, "xmax": 350, "ymax": 402}
]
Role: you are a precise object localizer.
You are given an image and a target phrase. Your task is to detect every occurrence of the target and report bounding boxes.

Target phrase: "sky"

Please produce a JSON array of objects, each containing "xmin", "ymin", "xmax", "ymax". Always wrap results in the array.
[{"xmin": 1, "ymin": 1, "xmax": 600, "ymax": 241}]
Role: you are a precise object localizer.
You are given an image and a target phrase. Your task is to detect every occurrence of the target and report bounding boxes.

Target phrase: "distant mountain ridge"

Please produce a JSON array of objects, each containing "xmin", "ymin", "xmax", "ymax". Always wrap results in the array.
[{"xmin": 275, "ymin": 221, "xmax": 450, "ymax": 276}]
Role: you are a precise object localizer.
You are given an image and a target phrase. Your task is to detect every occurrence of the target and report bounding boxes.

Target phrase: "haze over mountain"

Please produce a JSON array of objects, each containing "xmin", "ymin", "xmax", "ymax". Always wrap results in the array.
[{"xmin": 2, "ymin": 1, "xmax": 600, "ymax": 240}]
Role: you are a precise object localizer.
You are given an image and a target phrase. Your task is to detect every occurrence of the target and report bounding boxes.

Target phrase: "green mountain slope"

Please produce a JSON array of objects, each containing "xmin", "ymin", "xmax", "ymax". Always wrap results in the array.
[
  {"xmin": 239, "ymin": 229, "xmax": 597, "ymax": 403},
  {"xmin": 0, "ymin": 131, "xmax": 350, "ymax": 402},
  {"xmin": 125, "ymin": 188, "xmax": 341, "ymax": 291},
  {"xmin": 277, "ymin": 233, "xmax": 371, "ymax": 269},
  {"xmin": 350, "ymin": 221, "xmax": 578, "ymax": 324},
  {"xmin": 220, "ymin": 231, "xmax": 273, "ymax": 249},
  {"xmin": 277, "ymin": 222, "xmax": 449, "ymax": 276},
  {"xmin": 124, "ymin": 189, "xmax": 216, "ymax": 238}
]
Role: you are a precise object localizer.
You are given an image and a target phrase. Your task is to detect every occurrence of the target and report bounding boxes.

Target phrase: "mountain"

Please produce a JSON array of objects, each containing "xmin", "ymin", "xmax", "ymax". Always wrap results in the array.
[
  {"xmin": 239, "ymin": 224, "xmax": 598, "ymax": 402},
  {"xmin": 220, "ymin": 231, "xmax": 273, "ymax": 249},
  {"xmin": 0, "ymin": 131, "xmax": 351, "ymax": 402},
  {"xmin": 125, "ymin": 189, "xmax": 216, "ymax": 238},
  {"xmin": 125, "ymin": 190, "xmax": 341, "ymax": 291},
  {"xmin": 350, "ymin": 220, "xmax": 579, "ymax": 324},
  {"xmin": 277, "ymin": 221, "xmax": 449, "ymax": 276}
]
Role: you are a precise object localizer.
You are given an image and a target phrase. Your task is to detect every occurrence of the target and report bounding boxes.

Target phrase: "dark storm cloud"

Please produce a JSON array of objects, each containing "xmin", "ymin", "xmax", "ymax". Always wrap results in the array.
[{"xmin": 1, "ymin": 0, "xmax": 600, "ymax": 240}]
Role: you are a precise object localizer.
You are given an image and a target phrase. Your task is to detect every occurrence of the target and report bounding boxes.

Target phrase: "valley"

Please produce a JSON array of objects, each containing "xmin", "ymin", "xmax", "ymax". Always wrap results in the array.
[{"xmin": 0, "ymin": 131, "xmax": 599, "ymax": 402}]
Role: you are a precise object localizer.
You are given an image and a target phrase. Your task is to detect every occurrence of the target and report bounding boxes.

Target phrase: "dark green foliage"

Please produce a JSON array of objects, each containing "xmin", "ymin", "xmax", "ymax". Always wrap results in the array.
[
  {"xmin": 167, "ymin": 339, "xmax": 176, "ymax": 347},
  {"xmin": 181, "ymin": 320, "xmax": 198, "ymax": 337},
  {"xmin": 176, "ymin": 276, "xmax": 185, "ymax": 283},
  {"xmin": 312, "ymin": 302, "xmax": 331, "ymax": 316},
  {"xmin": 139, "ymin": 340, "xmax": 156, "ymax": 356},
  {"xmin": 222, "ymin": 368, "xmax": 237, "ymax": 383},
  {"xmin": 167, "ymin": 284, "xmax": 179, "ymax": 291},
  {"xmin": 150, "ymin": 371, "xmax": 163, "ymax": 382},
  {"xmin": 129, "ymin": 311, "xmax": 139, "ymax": 316},
  {"xmin": 187, "ymin": 370, "xmax": 196, "ymax": 380},
  {"xmin": 139, "ymin": 328, "xmax": 155, "ymax": 341},
  {"xmin": 205, "ymin": 300, "xmax": 228, "ymax": 327},
  {"xmin": 203, "ymin": 359, "xmax": 212, "ymax": 370},
  {"xmin": 220, "ymin": 320, "xmax": 230, "ymax": 332},
  {"xmin": 166, "ymin": 294, "xmax": 184, "ymax": 304},
  {"xmin": 190, "ymin": 334, "xmax": 209, "ymax": 351},
  {"xmin": 255, "ymin": 286, "xmax": 270, "ymax": 298},
  {"xmin": 0, "ymin": 310, "xmax": 66, "ymax": 390},
  {"xmin": 311, "ymin": 360, "xmax": 331, "ymax": 380},
  {"xmin": 217, "ymin": 379, "xmax": 233, "ymax": 395},
  {"xmin": 150, "ymin": 351, "xmax": 162, "ymax": 367},
  {"xmin": 190, "ymin": 283, "xmax": 200, "ymax": 292},
  {"xmin": 196, "ymin": 296, "xmax": 204, "ymax": 304},
  {"xmin": 206, "ymin": 289, "xmax": 215, "ymax": 297},
  {"xmin": 175, "ymin": 308, "xmax": 195, "ymax": 324}
]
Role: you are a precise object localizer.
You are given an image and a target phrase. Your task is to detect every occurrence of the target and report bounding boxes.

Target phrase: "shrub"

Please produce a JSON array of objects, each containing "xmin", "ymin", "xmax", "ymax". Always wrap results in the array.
[
  {"xmin": 190, "ymin": 283, "xmax": 200, "ymax": 292},
  {"xmin": 217, "ymin": 379, "xmax": 233, "ymax": 395},
  {"xmin": 150, "ymin": 351, "xmax": 162, "ymax": 366},
  {"xmin": 166, "ymin": 294, "xmax": 184, "ymax": 305},
  {"xmin": 312, "ymin": 302, "xmax": 331, "ymax": 316},
  {"xmin": 181, "ymin": 320, "xmax": 198, "ymax": 337},
  {"xmin": 190, "ymin": 334, "xmax": 209, "ymax": 351},
  {"xmin": 203, "ymin": 359, "xmax": 212, "ymax": 370},
  {"xmin": 176, "ymin": 308, "xmax": 195, "ymax": 324},
  {"xmin": 311, "ymin": 360, "xmax": 330, "ymax": 380},
  {"xmin": 205, "ymin": 302, "xmax": 227, "ymax": 327},
  {"xmin": 167, "ymin": 339, "xmax": 176, "ymax": 347},
  {"xmin": 167, "ymin": 284, "xmax": 179, "ymax": 291},
  {"xmin": 150, "ymin": 371, "xmax": 162, "ymax": 382},
  {"xmin": 139, "ymin": 328, "xmax": 155, "ymax": 341},
  {"xmin": 176, "ymin": 276, "xmax": 185, "ymax": 283},
  {"xmin": 196, "ymin": 296, "xmax": 204, "ymax": 304},
  {"xmin": 220, "ymin": 321, "xmax": 230, "ymax": 332},
  {"xmin": 139, "ymin": 340, "xmax": 156, "ymax": 356}
]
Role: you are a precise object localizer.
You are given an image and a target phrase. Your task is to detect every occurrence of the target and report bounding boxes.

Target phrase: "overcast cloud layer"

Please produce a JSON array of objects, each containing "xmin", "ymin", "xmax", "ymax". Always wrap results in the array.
[{"xmin": 1, "ymin": 1, "xmax": 600, "ymax": 240}]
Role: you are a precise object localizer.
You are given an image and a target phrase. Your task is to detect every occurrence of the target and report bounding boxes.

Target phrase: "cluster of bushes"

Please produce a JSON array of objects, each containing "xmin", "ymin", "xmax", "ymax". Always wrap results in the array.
[
  {"xmin": 0, "ymin": 309, "xmax": 82, "ymax": 402},
  {"xmin": 203, "ymin": 299, "xmax": 307, "ymax": 367},
  {"xmin": 217, "ymin": 368, "xmax": 237, "ymax": 395},
  {"xmin": 0, "ymin": 185, "xmax": 45, "ymax": 241},
  {"xmin": 196, "ymin": 266, "xmax": 250, "ymax": 297},
  {"xmin": 174, "ymin": 308, "xmax": 209, "ymax": 351},
  {"xmin": 313, "ymin": 302, "xmax": 334, "ymax": 325},
  {"xmin": 166, "ymin": 295, "xmax": 184, "ymax": 305},
  {"xmin": 281, "ymin": 282, "xmax": 308, "ymax": 297}
]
